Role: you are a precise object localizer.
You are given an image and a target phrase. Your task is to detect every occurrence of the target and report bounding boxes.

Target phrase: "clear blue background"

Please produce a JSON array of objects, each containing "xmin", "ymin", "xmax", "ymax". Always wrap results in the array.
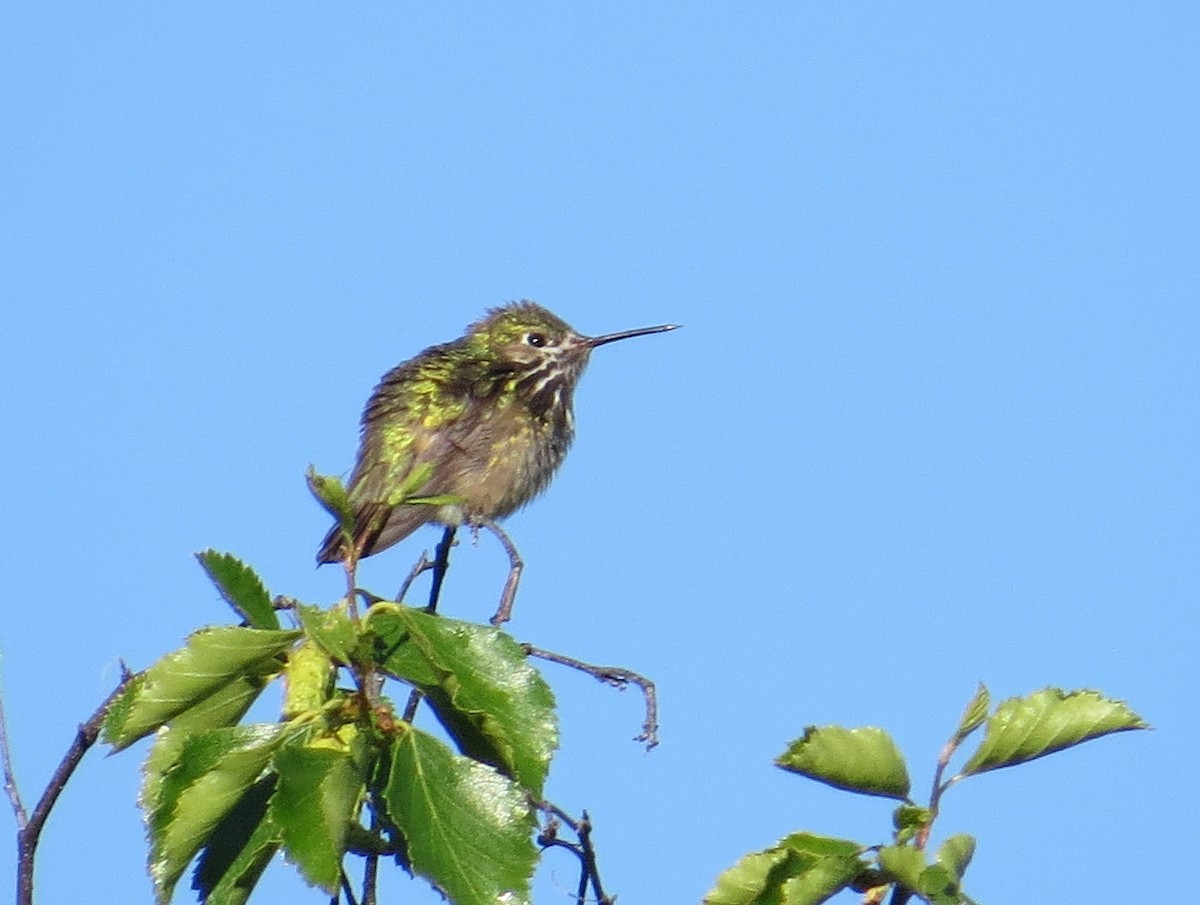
[{"xmin": 2, "ymin": 4, "xmax": 1195, "ymax": 903}]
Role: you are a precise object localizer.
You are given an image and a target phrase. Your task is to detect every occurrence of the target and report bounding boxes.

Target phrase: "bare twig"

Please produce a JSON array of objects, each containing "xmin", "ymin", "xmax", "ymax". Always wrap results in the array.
[
  {"xmin": 339, "ymin": 553, "xmax": 386, "ymax": 709},
  {"xmin": 338, "ymin": 867, "xmax": 359, "ymax": 905},
  {"xmin": 9, "ymin": 669, "xmax": 135, "ymax": 905},
  {"xmin": 343, "ymin": 557, "xmax": 360, "ymax": 623},
  {"xmin": 401, "ymin": 685, "xmax": 424, "ymax": 726},
  {"xmin": 426, "ymin": 527, "xmax": 456, "ymax": 614},
  {"xmin": 917, "ymin": 740, "xmax": 956, "ymax": 850},
  {"xmin": 537, "ymin": 803, "xmax": 614, "ymax": 905},
  {"xmin": 394, "ymin": 550, "xmax": 433, "ymax": 604},
  {"xmin": 401, "ymin": 527, "xmax": 457, "ymax": 726},
  {"xmin": 917, "ymin": 723, "xmax": 972, "ymax": 852},
  {"xmin": 523, "ymin": 644, "xmax": 659, "ymax": 749},
  {"xmin": 360, "ymin": 811, "xmax": 382, "ymax": 905},
  {"xmin": 888, "ymin": 718, "xmax": 975, "ymax": 905},
  {"xmin": 0, "ymin": 676, "xmax": 27, "ymax": 830}
]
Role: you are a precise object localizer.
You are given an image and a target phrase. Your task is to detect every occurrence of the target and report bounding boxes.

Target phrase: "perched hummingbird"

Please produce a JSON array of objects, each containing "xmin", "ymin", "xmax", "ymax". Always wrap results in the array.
[{"xmin": 317, "ymin": 301, "xmax": 678, "ymax": 621}]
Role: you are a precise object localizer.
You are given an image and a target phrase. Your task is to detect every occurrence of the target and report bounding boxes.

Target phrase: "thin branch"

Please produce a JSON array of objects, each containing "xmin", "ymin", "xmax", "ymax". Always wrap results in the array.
[
  {"xmin": 360, "ymin": 812, "xmax": 382, "ymax": 905},
  {"xmin": 14, "ymin": 669, "xmax": 134, "ymax": 905},
  {"xmin": 575, "ymin": 811, "xmax": 608, "ymax": 905},
  {"xmin": 890, "ymin": 722, "xmax": 972, "ymax": 904},
  {"xmin": 0, "ymin": 677, "xmax": 28, "ymax": 830},
  {"xmin": 919, "ymin": 741, "xmax": 956, "ymax": 849},
  {"xmin": 919, "ymin": 731, "xmax": 967, "ymax": 851},
  {"xmin": 536, "ymin": 803, "xmax": 614, "ymax": 905},
  {"xmin": 338, "ymin": 868, "xmax": 359, "ymax": 905},
  {"xmin": 401, "ymin": 687, "xmax": 423, "ymax": 727},
  {"xmin": 523, "ymin": 645, "xmax": 659, "ymax": 749},
  {"xmin": 394, "ymin": 550, "xmax": 432, "ymax": 604},
  {"xmin": 401, "ymin": 527, "xmax": 457, "ymax": 726},
  {"xmin": 426, "ymin": 527, "xmax": 456, "ymax": 614},
  {"xmin": 343, "ymin": 558, "xmax": 360, "ymax": 623}
]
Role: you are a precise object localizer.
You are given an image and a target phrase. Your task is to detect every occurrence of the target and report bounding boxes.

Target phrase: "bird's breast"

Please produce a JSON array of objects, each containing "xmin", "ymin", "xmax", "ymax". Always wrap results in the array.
[{"xmin": 452, "ymin": 405, "xmax": 574, "ymax": 520}]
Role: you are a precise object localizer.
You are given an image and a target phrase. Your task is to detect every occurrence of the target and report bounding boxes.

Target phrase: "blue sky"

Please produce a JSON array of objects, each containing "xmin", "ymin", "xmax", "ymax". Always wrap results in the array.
[{"xmin": 2, "ymin": 4, "xmax": 1196, "ymax": 903}]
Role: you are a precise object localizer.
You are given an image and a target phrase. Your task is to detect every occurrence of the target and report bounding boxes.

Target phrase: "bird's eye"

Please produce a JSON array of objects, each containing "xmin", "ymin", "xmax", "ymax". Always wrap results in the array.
[{"xmin": 525, "ymin": 332, "xmax": 548, "ymax": 347}]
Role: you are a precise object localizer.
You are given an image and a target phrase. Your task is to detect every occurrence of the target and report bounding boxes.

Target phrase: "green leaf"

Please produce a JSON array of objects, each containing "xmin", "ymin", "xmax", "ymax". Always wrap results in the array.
[
  {"xmin": 195, "ymin": 550, "xmax": 279, "ymax": 630},
  {"xmin": 881, "ymin": 843, "xmax": 970, "ymax": 903},
  {"xmin": 363, "ymin": 607, "xmax": 439, "ymax": 686},
  {"xmin": 703, "ymin": 847, "xmax": 789, "ymax": 905},
  {"xmin": 935, "ymin": 834, "xmax": 975, "ymax": 882},
  {"xmin": 892, "ymin": 804, "xmax": 932, "ymax": 845},
  {"xmin": 878, "ymin": 845, "xmax": 926, "ymax": 894},
  {"xmin": 778, "ymin": 832, "xmax": 863, "ymax": 862},
  {"xmin": 141, "ymin": 672, "xmax": 277, "ymax": 819},
  {"xmin": 295, "ymin": 602, "xmax": 359, "ymax": 665},
  {"xmin": 174, "ymin": 671, "xmax": 276, "ymax": 733},
  {"xmin": 780, "ymin": 863, "xmax": 863, "ymax": 905},
  {"xmin": 382, "ymin": 725, "xmax": 536, "ymax": 905},
  {"xmin": 405, "ymin": 493, "xmax": 466, "ymax": 507},
  {"xmin": 387, "ymin": 461, "xmax": 436, "ymax": 506},
  {"xmin": 148, "ymin": 724, "xmax": 289, "ymax": 904},
  {"xmin": 192, "ymin": 775, "xmax": 280, "ymax": 905},
  {"xmin": 961, "ymin": 688, "xmax": 1148, "ymax": 776},
  {"xmin": 917, "ymin": 864, "xmax": 963, "ymax": 905},
  {"xmin": 281, "ymin": 640, "xmax": 336, "ymax": 719},
  {"xmin": 952, "ymin": 683, "xmax": 990, "ymax": 745},
  {"xmin": 779, "ymin": 833, "xmax": 869, "ymax": 905},
  {"xmin": 367, "ymin": 603, "xmax": 558, "ymax": 796},
  {"xmin": 105, "ymin": 627, "xmax": 299, "ymax": 751},
  {"xmin": 270, "ymin": 741, "xmax": 364, "ymax": 893},
  {"xmin": 703, "ymin": 833, "xmax": 866, "ymax": 905},
  {"xmin": 306, "ymin": 467, "xmax": 353, "ymax": 524},
  {"xmin": 777, "ymin": 726, "xmax": 911, "ymax": 799}
]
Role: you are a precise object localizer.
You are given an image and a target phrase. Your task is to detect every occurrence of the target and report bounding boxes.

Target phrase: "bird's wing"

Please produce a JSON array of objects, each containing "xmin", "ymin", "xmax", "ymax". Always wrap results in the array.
[{"xmin": 317, "ymin": 353, "xmax": 493, "ymax": 562}]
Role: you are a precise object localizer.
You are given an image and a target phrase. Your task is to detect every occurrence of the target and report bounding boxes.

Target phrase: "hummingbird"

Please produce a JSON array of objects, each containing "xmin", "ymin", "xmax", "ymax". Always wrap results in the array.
[{"xmin": 317, "ymin": 301, "xmax": 678, "ymax": 623}]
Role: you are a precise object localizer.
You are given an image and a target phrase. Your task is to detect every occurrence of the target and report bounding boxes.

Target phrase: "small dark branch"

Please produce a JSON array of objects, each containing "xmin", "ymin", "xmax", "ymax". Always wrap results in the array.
[
  {"xmin": 394, "ymin": 551, "xmax": 433, "ymax": 604},
  {"xmin": 479, "ymin": 520, "xmax": 523, "ymax": 626},
  {"xmin": 15, "ymin": 669, "xmax": 134, "ymax": 905},
  {"xmin": 539, "ymin": 799, "xmax": 576, "ymax": 828},
  {"xmin": 358, "ymin": 589, "xmax": 388, "ymax": 606},
  {"xmin": 575, "ymin": 850, "xmax": 589, "ymax": 905},
  {"xmin": 398, "ymin": 527, "xmax": 456, "ymax": 728},
  {"xmin": 343, "ymin": 558, "xmax": 360, "ymax": 623},
  {"xmin": 879, "ymin": 732, "xmax": 968, "ymax": 905},
  {"xmin": 576, "ymin": 811, "xmax": 611, "ymax": 905},
  {"xmin": 536, "ymin": 803, "xmax": 614, "ymax": 905},
  {"xmin": 360, "ymin": 810, "xmax": 384, "ymax": 905},
  {"xmin": 919, "ymin": 734, "xmax": 963, "ymax": 851},
  {"xmin": 426, "ymin": 526, "xmax": 456, "ymax": 614},
  {"xmin": 336, "ymin": 553, "xmax": 386, "ymax": 707},
  {"xmin": 401, "ymin": 688, "xmax": 423, "ymax": 725},
  {"xmin": 362, "ymin": 856, "xmax": 378, "ymax": 905},
  {"xmin": 338, "ymin": 868, "xmax": 359, "ymax": 905},
  {"xmin": 524, "ymin": 644, "xmax": 659, "ymax": 749},
  {"xmin": 0, "ymin": 682, "xmax": 28, "ymax": 830}
]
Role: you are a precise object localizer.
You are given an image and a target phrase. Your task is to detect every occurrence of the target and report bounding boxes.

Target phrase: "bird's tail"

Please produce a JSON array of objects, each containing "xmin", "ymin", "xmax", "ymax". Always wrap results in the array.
[
  {"xmin": 315, "ymin": 525, "xmax": 347, "ymax": 565},
  {"xmin": 315, "ymin": 501, "xmax": 430, "ymax": 565}
]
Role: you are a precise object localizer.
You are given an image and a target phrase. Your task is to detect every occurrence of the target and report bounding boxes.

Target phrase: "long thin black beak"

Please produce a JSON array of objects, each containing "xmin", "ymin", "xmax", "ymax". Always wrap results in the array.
[{"xmin": 586, "ymin": 323, "xmax": 681, "ymax": 348}]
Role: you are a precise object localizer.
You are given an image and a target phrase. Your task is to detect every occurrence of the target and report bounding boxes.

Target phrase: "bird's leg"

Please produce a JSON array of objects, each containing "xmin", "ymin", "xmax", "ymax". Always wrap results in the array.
[
  {"xmin": 427, "ymin": 526, "xmax": 457, "ymax": 613},
  {"xmin": 479, "ymin": 519, "xmax": 524, "ymax": 626}
]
